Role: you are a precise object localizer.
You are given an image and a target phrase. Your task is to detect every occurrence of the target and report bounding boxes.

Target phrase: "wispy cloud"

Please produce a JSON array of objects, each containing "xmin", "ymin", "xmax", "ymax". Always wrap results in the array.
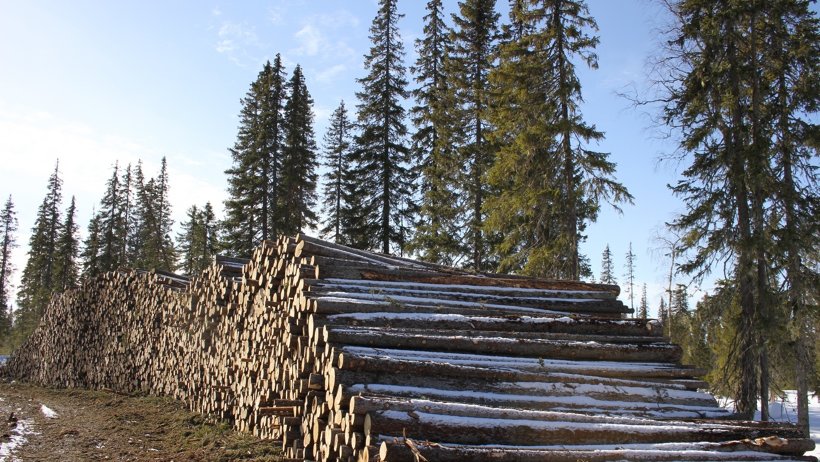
[
  {"xmin": 214, "ymin": 21, "xmax": 261, "ymax": 66},
  {"xmin": 316, "ymin": 64, "xmax": 347, "ymax": 83},
  {"xmin": 293, "ymin": 24, "xmax": 323, "ymax": 56}
]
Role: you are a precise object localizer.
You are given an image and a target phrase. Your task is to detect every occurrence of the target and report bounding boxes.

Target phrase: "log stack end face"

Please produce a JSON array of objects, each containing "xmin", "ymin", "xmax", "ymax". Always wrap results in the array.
[{"xmin": 5, "ymin": 234, "xmax": 815, "ymax": 462}]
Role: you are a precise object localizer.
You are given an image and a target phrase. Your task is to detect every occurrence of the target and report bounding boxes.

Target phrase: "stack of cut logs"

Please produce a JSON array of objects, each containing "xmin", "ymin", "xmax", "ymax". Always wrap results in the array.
[{"xmin": 4, "ymin": 234, "xmax": 815, "ymax": 461}]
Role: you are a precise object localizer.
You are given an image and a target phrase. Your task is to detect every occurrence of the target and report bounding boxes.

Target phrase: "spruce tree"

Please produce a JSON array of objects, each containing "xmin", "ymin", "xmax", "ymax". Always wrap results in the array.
[
  {"xmin": 199, "ymin": 202, "xmax": 219, "ymax": 270},
  {"xmin": 223, "ymin": 58, "xmax": 288, "ymax": 256},
  {"xmin": 92, "ymin": 163, "xmax": 127, "ymax": 273},
  {"xmin": 487, "ymin": 0, "xmax": 631, "ymax": 278},
  {"xmin": 177, "ymin": 205, "xmax": 200, "ymax": 276},
  {"xmin": 624, "ymin": 242, "xmax": 636, "ymax": 310},
  {"xmin": 0, "ymin": 195, "xmax": 18, "ymax": 346},
  {"xmin": 408, "ymin": 0, "xmax": 462, "ymax": 265},
  {"xmin": 446, "ymin": 0, "xmax": 499, "ymax": 270},
  {"xmin": 280, "ymin": 64, "xmax": 318, "ymax": 235},
  {"xmin": 15, "ymin": 162, "xmax": 63, "ymax": 340},
  {"xmin": 599, "ymin": 244, "xmax": 615, "ymax": 284},
  {"xmin": 53, "ymin": 196, "xmax": 80, "ymax": 290},
  {"xmin": 639, "ymin": 283, "xmax": 648, "ymax": 320},
  {"xmin": 349, "ymin": 0, "xmax": 413, "ymax": 254},
  {"xmin": 135, "ymin": 158, "xmax": 176, "ymax": 271},
  {"xmin": 656, "ymin": 0, "xmax": 819, "ymax": 419},
  {"xmin": 320, "ymin": 101, "xmax": 353, "ymax": 243},
  {"xmin": 81, "ymin": 210, "xmax": 103, "ymax": 278}
]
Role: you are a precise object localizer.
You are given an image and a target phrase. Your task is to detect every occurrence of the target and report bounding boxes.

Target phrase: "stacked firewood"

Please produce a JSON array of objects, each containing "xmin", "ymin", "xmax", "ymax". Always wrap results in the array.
[{"xmin": 4, "ymin": 235, "xmax": 814, "ymax": 461}]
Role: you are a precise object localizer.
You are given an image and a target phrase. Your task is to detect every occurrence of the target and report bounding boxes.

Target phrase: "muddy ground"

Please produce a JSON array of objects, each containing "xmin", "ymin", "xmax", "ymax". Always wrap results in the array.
[{"xmin": 0, "ymin": 380, "xmax": 283, "ymax": 462}]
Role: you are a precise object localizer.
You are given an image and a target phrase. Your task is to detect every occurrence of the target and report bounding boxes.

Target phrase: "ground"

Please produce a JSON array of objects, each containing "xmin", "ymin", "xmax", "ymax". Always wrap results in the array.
[{"xmin": 0, "ymin": 381, "xmax": 283, "ymax": 462}]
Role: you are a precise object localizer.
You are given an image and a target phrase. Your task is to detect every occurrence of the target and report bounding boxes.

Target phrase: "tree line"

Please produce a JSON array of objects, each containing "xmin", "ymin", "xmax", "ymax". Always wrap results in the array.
[{"xmin": 0, "ymin": 0, "xmax": 816, "ymax": 432}]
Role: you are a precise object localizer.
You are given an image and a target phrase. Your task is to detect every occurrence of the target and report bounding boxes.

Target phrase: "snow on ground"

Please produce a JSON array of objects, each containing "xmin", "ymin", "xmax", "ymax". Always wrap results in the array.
[
  {"xmin": 720, "ymin": 391, "xmax": 820, "ymax": 458},
  {"xmin": 39, "ymin": 404, "xmax": 58, "ymax": 419},
  {"xmin": 0, "ymin": 418, "xmax": 35, "ymax": 461}
]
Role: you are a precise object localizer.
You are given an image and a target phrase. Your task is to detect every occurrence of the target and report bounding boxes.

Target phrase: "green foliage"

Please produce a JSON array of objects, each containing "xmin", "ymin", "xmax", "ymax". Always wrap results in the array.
[
  {"xmin": 446, "ymin": 0, "xmax": 499, "ymax": 271},
  {"xmin": 349, "ymin": 0, "xmax": 414, "ymax": 254},
  {"xmin": 0, "ymin": 195, "xmax": 17, "ymax": 349},
  {"xmin": 599, "ymin": 244, "xmax": 615, "ymax": 284},
  {"xmin": 53, "ymin": 196, "xmax": 80, "ymax": 290},
  {"xmin": 408, "ymin": 0, "xmax": 464, "ymax": 266},
  {"xmin": 319, "ymin": 101, "xmax": 354, "ymax": 244},
  {"xmin": 177, "ymin": 202, "xmax": 220, "ymax": 276},
  {"xmin": 223, "ymin": 57, "xmax": 288, "ymax": 256},
  {"xmin": 280, "ymin": 65, "xmax": 319, "ymax": 235},
  {"xmin": 486, "ymin": 0, "xmax": 631, "ymax": 279}
]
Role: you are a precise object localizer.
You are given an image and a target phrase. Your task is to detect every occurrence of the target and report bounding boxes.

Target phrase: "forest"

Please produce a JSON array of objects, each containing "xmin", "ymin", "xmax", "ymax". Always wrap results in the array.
[{"xmin": 0, "ymin": 0, "xmax": 817, "ymax": 435}]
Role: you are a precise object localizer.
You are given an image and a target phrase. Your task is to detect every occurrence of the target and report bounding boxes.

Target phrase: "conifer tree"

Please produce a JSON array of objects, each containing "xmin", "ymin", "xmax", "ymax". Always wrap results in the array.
[
  {"xmin": 224, "ymin": 58, "xmax": 288, "ymax": 256},
  {"xmin": 53, "ymin": 196, "xmax": 80, "ymax": 290},
  {"xmin": 280, "ymin": 64, "xmax": 318, "ymax": 235},
  {"xmin": 350, "ymin": 0, "xmax": 413, "ymax": 254},
  {"xmin": 624, "ymin": 242, "xmax": 636, "ymax": 310},
  {"xmin": 408, "ymin": 0, "xmax": 462, "ymax": 265},
  {"xmin": 15, "ymin": 162, "xmax": 63, "ymax": 340},
  {"xmin": 81, "ymin": 210, "xmax": 103, "ymax": 278},
  {"xmin": 446, "ymin": 0, "xmax": 499, "ymax": 270},
  {"xmin": 135, "ymin": 158, "xmax": 176, "ymax": 271},
  {"xmin": 599, "ymin": 244, "xmax": 615, "ymax": 284},
  {"xmin": 320, "ymin": 101, "xmax": 353, "ymax": 243},
  {"xmin": 177, "ymin": 205, "xmax": 200, "ymax": 276},
  {"xmin": 639, "ymin": 283, "xmax": 648, "ymax": 320},
  {"xmin": 655, "ymin": 0, "xmax": 819, "ymax": 419},
  {"xmin": 91, "ymin": 163, "xmax": 127, "ymax": 273},
  {"xmin": 487, "ymin": 0, "xmax": 631, "ymax": 278},
  {"xmin": 0, "ymin": 195, "xmax": 18, "ymax": 345}
]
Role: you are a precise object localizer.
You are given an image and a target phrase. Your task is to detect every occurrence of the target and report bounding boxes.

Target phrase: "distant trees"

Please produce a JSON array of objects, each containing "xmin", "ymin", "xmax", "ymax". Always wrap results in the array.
[
  {"xmin": 177, "ymin": 203, "xmax": 219, "ymax": 275},
  {"xmin": 0, "ymin": 195, "xmax": 18, "ymax": 348},
  {"xmin": 599, "ymin": 245, "xmax": 615, "ymax": 284},
  {"xmin": 624, "ymin": 243, "xmax": 636, "ymax": 310}
]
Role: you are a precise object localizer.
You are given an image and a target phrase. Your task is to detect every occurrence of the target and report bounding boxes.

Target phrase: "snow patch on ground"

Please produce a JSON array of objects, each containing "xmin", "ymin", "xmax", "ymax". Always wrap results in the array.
[
  {"xmin": 0, "ymin": 418, "xmax": 35, "ymax": 460},
  {"xmin": 720, "ymin": 391, "xmax": 820, "ymax": 458},
  {"xmin": 40, "ymin": 404, "xmax": 58, "ymax": 419}
]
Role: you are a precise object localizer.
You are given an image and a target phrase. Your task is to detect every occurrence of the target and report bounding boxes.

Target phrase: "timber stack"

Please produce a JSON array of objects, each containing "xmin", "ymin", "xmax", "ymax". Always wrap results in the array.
[{"xmin": 3, "ymin": 234, "xmax": 815, "ymax": 461}]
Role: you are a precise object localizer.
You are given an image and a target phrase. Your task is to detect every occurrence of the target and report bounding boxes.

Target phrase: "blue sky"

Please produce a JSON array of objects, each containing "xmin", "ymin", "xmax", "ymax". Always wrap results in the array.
[{"xmin": 0, "ymin": 0, "xmax": 709, "ymax": 315}]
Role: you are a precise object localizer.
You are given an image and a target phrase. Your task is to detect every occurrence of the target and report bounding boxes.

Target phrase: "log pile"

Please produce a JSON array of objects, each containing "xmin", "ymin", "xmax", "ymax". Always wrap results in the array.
[{"xmin": 3, "ymin": 234, "xmax": 815, "ymax": 461}]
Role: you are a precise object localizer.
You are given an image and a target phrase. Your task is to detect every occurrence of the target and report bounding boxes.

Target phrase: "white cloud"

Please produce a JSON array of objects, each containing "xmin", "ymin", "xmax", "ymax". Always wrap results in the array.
[
  {"xmin": 211, "ymin": 7, "xmax": 222, "ymax": 17},
  {"xmin": 293, "ymin": 24, "xmax": 324, "ymax": 56},
  {"xmin": 214, "ymin": 21, "xmax": 261, "ymax": 66},
  {"xmin": 316, "ymin": 10, "xmax": 359, "ymax": 29},
  {"xmin": 316, "ymin": 64, "xmax": 346, "ymax": 83},
  {"xmin": 268, "ymin": 6, "xmax": 284, "ymax": 25}
]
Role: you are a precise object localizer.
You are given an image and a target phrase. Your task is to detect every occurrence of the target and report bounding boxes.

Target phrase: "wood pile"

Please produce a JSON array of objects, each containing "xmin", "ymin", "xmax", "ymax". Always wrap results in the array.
[{"xmin": 3, "ymin": 234, "xmax": 815, "ymax": 461}]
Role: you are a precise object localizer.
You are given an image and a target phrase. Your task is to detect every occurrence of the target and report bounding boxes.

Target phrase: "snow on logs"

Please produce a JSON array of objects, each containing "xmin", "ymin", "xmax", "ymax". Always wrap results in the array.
[{"xmin": 3, "ymin": 234, "xmax": 814, "ymax": 462}]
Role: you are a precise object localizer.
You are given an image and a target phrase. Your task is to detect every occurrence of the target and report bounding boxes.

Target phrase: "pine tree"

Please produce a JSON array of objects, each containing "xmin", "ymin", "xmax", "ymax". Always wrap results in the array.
[
  {"xmin": 599, "ymin": 244, "xmax": 615, "ymax": 284},
  {"xmin": 0, "ymin": 195, "xmax": 18, "ymax": 346},
  {"xmin": 624, "ymin": 242, "xmax": 636, "ymax": 310},
  {"xmin": 199, "ymin": 202, "xmax": 219, "ymax": 270},
  {"xmin": 445, "ymin": 0, "xmax": 499, "ymax": 270},
  {"xmin": 119, "ymin": 164, "xmax": 135, "ymax": 266},
  {"xmin": 320, "ymin": 101, "xmax": 353, "ymax": 243},
  {"xmin": 136, "ymin": 158, "xmax": 176, "ymax": 271},
  {"xmin": 350, "ymin": 0, "xmax": 413, "ymax": 254},
  {"xmin": 487, "ymin": 0, "xmax": 631, "ymax": 278},
  {"xmin": 15, "ymin": 162, "xmax": 63, "ymax": 340},
  {"xmin": 639, "ymin": 283, "xmax": 648, "ymax": 320},
  {"xmin": 177, "ymin": 205, "xmax": 200, "ymax": 276},
  {"xmin": 53, "ymin": 196, "xmax": 80, "ymax": 290},
  {"xmin": 408, "ymin": 0, "xmax": 462, "ymax": 265},
  {"xmin": 656, "ymin": 0, "xmax": 819, "ymax": 419},
  {"xmin": 91, "ymin": 163, "xmax": 127, "ymax": 273},
  {"xmin": 223, "ymin": 58, "xmax": 288, "ymax": 256},
  {"xmin": 81, "ymin": 210, "xmax": 103, "ymax": 278},
  {"xmin": 658, "ymin": 297, "xmax": 669, "ymax": 330},
  {"xmin": 280, "ymin": 64, "xmax": 318, "ymax": 235}
]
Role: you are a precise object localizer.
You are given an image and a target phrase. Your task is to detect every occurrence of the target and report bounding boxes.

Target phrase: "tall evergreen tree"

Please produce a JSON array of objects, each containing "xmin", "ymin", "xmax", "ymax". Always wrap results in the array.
[
  {"xmin": 320, "ymin": 101, "xmax": 353, "ymax": 243},
  {"xmin": 624, "ymin": 242, "xmax": 636, "ymax": 310},
  {"xmin": 639, "ymin": 283, "xmax": 648, "ymax": 320},
  {"xmin": 599, "ymin": 244, "xmax": 615, "ymax": 284},
  {"xmin": 135, "ymin": 158, "xmax": 176, "ymax": 271},
  {"xmin": 408, "ymin": 0, "xmax": 462, "ymax": 265},
  {"xmin": 91, "ymin": 163, "xmax": 127, "ymax": 273},
  {"xmin": 53, "ymin": 196, "xmax": 80, "ymax": 290},
  {"xmin": 656, "ymin": 0, "xmax": 819, "ymax": 419},
  {"xmin": 350, "ymin": 0, "xmax": 413, "ymax": 254},
  {"xmin": 15, "ymin": 162, "xmax": 63, "ymax": 340},
  {"xmin": 487, "ymin": 0, "xmax": 631, "ymax": 278},
  {"xmin": 0, "ymin": 195, "xmax": 18, "ymax": 345},
  {"xmin": 446, "ymin": 0, "xmax": 499, "ymax": 270},
  {"xmin": 177, "ymin": 205, "xmax": 201, "ymax": 276},
  {"xmin": 81, "ymin": 209, "xmax": 103, "ymax": 278},
  {"xmin": 280, "ymin": 64, "xmax": 318, "ymax": 235},
  {"xmin": 223, "ymin": 58, "xmax": 288, "ymax": 256}
]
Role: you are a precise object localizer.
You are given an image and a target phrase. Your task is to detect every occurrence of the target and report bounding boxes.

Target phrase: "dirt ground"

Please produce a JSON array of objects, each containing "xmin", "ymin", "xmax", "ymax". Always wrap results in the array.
[{"xmin": 0, "ymin": 380, "xmax": 283, "ymax": 462}]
